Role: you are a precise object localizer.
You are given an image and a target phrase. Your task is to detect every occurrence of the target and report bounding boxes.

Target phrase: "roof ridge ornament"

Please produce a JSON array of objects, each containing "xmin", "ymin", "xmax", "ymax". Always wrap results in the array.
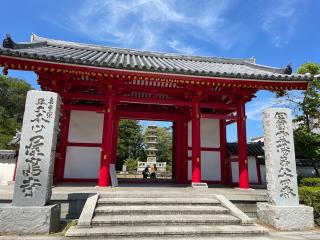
[
  {"xmin": 2, "ymin": 33, "xmax": 47, "ymax": 50},
  {"xmin": 3, "ymin": 33, "xmax": 16, "ymax": 49},
  {"xmin": 284, "ymin": 63, "xmax": 293, "ymax": 75}
]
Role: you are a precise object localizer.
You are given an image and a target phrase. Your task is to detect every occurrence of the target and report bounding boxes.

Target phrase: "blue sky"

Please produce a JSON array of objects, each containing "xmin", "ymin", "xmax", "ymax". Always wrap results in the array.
[{"xmin": 0, "ymin": 0, "xmax": 319, "ymax": 142}]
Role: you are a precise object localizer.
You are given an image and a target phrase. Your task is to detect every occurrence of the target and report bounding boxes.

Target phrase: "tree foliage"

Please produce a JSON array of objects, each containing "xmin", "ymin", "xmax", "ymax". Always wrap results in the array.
[
  {"xmin": 294, "ymin": 62, "xmax": 320, "ymax": 176},
  {"xmin": 116, "ymin": 119, "xmax": 145, "ymax": 170},
  {"xmin": 0, "ymin": 76, "xmax": 32, "ymax": 149},
  {"xmin": 155, "ymin": 126, "xmax": 172, "ymax": 164},
  {"xmin": 296, "ymin": 62, "xmax": 320, "ymax": 131}
]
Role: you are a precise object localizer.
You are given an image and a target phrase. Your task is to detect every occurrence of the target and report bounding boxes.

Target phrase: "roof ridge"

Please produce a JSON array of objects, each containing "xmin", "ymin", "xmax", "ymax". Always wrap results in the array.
[
  {"xmin": 31, "ymin": 33, "xmax": 254, "ymax": 64},
  {"xmin": 243, "ymin": 61, "xmax": 285, "ymax": 74}
]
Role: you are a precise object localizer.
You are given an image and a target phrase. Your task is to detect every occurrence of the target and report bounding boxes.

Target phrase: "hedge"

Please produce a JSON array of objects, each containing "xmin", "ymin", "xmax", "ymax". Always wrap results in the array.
[
  {"xmin": 299, "ymin": 186, "xmax": 320, "ymax": 225},
  {"xmin": 300, "ymin": 177, "xmax": 320, "ymax": 187}
]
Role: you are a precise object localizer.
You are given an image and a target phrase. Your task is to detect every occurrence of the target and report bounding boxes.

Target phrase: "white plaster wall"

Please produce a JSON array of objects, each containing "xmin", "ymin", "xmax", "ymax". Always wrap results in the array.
[
  {"xmin": 231, "ymin": 156, "xmax": 258, "ymax": 183},
  {"xmin": 201, "ymin": 151, "xmax": 221, "ymax": 181},
  {"xmin": 187, "ymin": 119, "xmax": 221, "ymax": 181},
  {"xmin": 187, "ymin": 160, "xmax": 192, "ymax": 180},
  {"xmin": 188, "ymin": 119, "xmax": 220, "ymax": 147},
  {"xmin": 231, "ymin": 161, "xmax": 239, "ymax": 183},
  {"xmin": 64, "ymin": 146, "xmax": 100, "ymax": 179},
  {"xmin": 187, "ymin": 152, "xmax": 221, "ymax": 181},
  {"xmin": 68, "ymin": 110, "xmax": 103, "ymax": 143},
  {"xmin": 0, "ymin": 159, "xmax": 16, "ymax": 185}
]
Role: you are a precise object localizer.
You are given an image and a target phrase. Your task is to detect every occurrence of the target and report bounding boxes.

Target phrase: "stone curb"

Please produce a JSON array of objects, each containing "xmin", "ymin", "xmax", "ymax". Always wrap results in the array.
[
  {"xmin": 77, "ymin": 194, "xmax": 99, "ymax": 227},
  {"xmin": 215, "ymin": 194, "xmax": 254, "ymax": 226}
]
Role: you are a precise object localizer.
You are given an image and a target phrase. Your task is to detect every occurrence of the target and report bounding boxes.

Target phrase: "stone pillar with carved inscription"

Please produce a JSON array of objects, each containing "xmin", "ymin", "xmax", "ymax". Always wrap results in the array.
[
  {"xmin": 257, "ymin": 108, "xmax": 314, "ymax": 230},
  {"xmin": 0, "ymin": 90, "xmax": 61, "ymax": 234}
]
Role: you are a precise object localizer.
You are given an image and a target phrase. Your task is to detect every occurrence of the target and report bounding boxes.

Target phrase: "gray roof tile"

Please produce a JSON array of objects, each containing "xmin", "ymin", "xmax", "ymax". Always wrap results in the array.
[
  {"xmin": 0, "ymin": 34, "xmax": 311, "ymax": 82},
  {"xmin": 227, "ymin": 142, "xmax": 264, "ymax": 156}
]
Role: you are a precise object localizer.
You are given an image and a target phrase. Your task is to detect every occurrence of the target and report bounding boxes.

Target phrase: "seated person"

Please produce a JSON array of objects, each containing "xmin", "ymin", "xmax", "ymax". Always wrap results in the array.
[
  {"xmin": 142, "ymin": 165, "xmax": 149, "ymax": 179},
  {"xmin": 150, "ymin": 164, "xmax": 157, "ymax": 179}
]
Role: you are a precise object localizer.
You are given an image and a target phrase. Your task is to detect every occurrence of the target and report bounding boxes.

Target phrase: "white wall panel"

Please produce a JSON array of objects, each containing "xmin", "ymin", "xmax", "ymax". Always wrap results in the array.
[
  {"xmin": 187, "ymin": 160, "xmax": 192, "ymax": 180},
  {"xmin": 68, "ymin": 110, "xmax": 103, "ymax": 143},
  {"xmin": 187, "ymin": 119, "xmax": 220, "ymax": 148},
  {"xmin": 201, "ymin": 119, "xmax": 220, "ymax": 148},
  {"xmin": 248, "ymin": 157, "xmax": 258, "ymax": 183},
  {"xmin": 231, "ymin": 161, "xmax": 239, "ymax": 183},
  {"xmin": 0, "ymin": 160, "xmax": 16, "ymax": 185},
  {"xmin": 64, "ymin": 146, "xmax": 100, "ymax": 179},
  {"xmin": 201, "ymin": 151, "xmax": 221, "ymax": 181},
  {"xmin": 188, "ymin": 121, "xmax": 192, "ymax": 147}
]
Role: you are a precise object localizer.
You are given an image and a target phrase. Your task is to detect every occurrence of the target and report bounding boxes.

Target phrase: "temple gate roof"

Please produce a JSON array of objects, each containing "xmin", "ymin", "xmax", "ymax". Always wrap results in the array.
[{"xmin": 0, "ymin": 34, "xmax": 311, "ymax": 82}]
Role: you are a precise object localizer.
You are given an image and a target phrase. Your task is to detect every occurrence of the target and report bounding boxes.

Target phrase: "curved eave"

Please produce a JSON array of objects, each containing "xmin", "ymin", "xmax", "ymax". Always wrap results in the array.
[{"xmin": 0, "ymin": 54, "xmax": 309, "ymax": 91}]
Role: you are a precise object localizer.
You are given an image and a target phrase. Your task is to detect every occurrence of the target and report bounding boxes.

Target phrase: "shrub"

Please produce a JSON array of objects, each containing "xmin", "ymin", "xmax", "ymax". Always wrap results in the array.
[
  {"xmin": 300, "ymin": 177, "xmax": 320, "ymax": 187},
  {"xmin": 123, "ymin": 158, "xmax": 139, "ymax": 171},
  {"xmin": 299, "ymin": 186, "xmax": 320, "ymax": 225}
]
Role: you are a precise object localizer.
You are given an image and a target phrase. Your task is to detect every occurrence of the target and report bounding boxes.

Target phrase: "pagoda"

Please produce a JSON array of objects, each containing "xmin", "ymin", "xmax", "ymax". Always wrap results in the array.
[
  {"xmin": 146, "ymin": 123, "xmax": 158, "ymax": 163},
  {"xmin": 137, "ymin": 123, "xmax": 166, "ymax": 173}
]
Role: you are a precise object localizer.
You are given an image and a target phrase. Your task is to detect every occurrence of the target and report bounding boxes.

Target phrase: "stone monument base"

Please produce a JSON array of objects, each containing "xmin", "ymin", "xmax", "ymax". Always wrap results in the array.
[
  {"xmin": 257, "ymin": 202, "xmax": 314, "ymax": 230},
  {"xmin": 0, "ymin": 204, "xmax": 60, "ymax": 234}
]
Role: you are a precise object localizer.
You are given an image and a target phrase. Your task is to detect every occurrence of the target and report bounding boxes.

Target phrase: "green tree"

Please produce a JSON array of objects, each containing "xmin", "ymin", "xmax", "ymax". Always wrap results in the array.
[
  {"xmin": 116, "ymin": 120, "xmax": 145, "ymax": 170},
  {"xmin": 294, "ymin": 62, "xmax": 320, "ymax": 176},
  {"xmin": 0, "ymin": 76, "xmax": 32, "ymax": 148},
  {"xmin": 296, "ymin": 62, "xmax": 320, "ymax": 131},
  {"xmin": 294, "ymin": 126, "xmax": 320, "ymax": 176},
  {"xmin": 156, "ymin": 126, "xmax": 172, "ymax": 164}
]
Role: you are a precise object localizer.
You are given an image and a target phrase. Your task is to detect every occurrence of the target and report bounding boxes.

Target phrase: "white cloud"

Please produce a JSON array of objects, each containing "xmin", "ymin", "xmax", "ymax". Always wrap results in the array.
[
  {"xmin": 247, "ymin": 96, "xmax": 285, "ymax": 121},
  {"xmin": 60, "ymin": 0, "xmax": 242, "ymax": 53},
  {"xmin": 246, "ymin": 97, "xmax": 276, "ymax": 121},
  {"xmin": 260, "ymin": 0, "xmax": 301, "ymax": 48},
  {"xmin": 246, "ymin": 90, "xmax": 304, "ymax": 122},
  {"xmin": 168, "ymin": 40, "xmax": 197, "ymax": 55}
]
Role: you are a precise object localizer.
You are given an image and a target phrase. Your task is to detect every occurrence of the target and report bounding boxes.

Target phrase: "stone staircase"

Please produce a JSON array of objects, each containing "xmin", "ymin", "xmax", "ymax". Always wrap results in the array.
[{"xmin": 66, "ymin": 192, "xmax": 267, "ymax": 238}]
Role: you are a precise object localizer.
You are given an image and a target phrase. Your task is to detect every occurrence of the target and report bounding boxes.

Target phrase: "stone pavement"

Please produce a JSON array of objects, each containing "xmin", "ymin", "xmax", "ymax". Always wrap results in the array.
[
  {"xmin": 0, "ymin": 230, "xmax": 320, "ymax": 240},
  {"xmin": 0, "ymin": 182, "xmax": 268, "ymax": 201}
]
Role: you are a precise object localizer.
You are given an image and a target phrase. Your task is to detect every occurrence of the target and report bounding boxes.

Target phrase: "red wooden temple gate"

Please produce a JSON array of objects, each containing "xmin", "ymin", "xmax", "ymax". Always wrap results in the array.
[{"xmin": 0, "ymin": 34, "xmax": 310, "ymax": 188}]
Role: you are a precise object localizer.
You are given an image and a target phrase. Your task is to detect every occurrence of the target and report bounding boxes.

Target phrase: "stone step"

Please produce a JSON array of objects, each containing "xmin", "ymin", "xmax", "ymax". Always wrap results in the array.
[
  {"xmin": 99, "ymin": 193, "xmax": 218, "ymax": 199},
  {"xmin": 91, "ymin": 214, "xmax": 241, "ymax": 226},
  {"xmin": 66, "ymin": 224, "xmax": 268, "ymax": 238},
  {"xmin": 97, "ymin": 197, "xmax": 220, "ymax": 206},
  {"xmin": 94, "ymin": 205, "xmax": 229, "ymax": 215}
]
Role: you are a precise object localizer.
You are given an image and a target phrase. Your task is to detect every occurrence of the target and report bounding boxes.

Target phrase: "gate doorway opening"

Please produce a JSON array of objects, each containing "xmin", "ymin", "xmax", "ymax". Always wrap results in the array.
[{"xmin": 115, "ymin": 119, "xmax": 174, "ymax": 183}]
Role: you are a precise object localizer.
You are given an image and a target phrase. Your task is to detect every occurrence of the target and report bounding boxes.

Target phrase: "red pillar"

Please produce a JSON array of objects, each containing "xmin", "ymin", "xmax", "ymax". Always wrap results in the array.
[
  {"xmin": 172, "ymin": 121, "xmax": 177, "ymax": 179},
  {"xmin": 181, "ymin": 118, "xmax": 189, "ymax": 182},
  {"xmin": 220, "ymin": 119, "xmax": 227, "ymax": 185},
  {"xmin": 192, "ymin": 97, "xmax": 201, "ymax": 183},
  {"xmin": 98, "ymin": 86, "xmax": 114, "ymax": 187},
  {"xmin": 237, "ymin": 103, "xmax": 249, "ymax": 189},
  {"xmin": 111, "ymin": 117, "xmax": 119, "ymax": 165},
  {"xmin": 55, "ymin": 109, "xmax": 70, "ymax": 182}
]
